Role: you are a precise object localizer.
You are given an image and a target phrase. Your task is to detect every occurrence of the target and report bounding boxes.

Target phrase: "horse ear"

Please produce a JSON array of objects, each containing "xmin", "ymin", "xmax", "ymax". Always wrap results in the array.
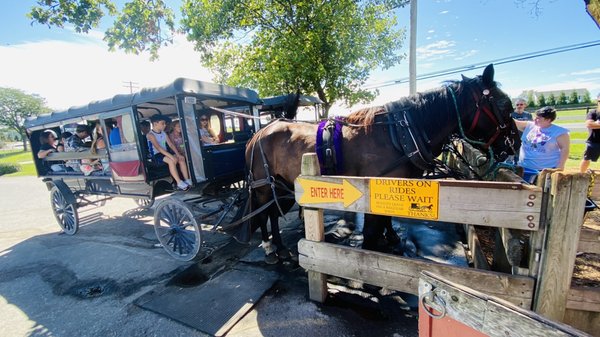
[
  {"xmin": 461, "ymin": 75, "xmax": 468, "ymax": 81},
  {"xmin": 482, "ymin": 64, "xmax": 495, "ymax": 86}
]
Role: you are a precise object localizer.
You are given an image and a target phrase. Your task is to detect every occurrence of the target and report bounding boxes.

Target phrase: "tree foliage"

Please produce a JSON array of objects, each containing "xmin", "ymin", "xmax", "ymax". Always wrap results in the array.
[
  {"xmin": 547, "ymin": 93, "xmax": 556, "ymax": 106},
  {"xmin": 557, "ymin": 91, "xmax": 568, "ymax": 105},
  {"xmin": 527, "ymin": 91, "xmax": 536, "ymax": 107},
  {"xmin": 569, "ymin": 91, "xmax": 579, "ymax": 105},
  {"xmin": 0, "ymin": 88, "xmax": 50, "ymax": 151},
  {"xmin": 582, "ymin": 91, "xmax": 592, "ymax": 104},
  {"xmin": 29, "ymin": 0, "xmax": 408, "ymax": 116},
  {"xmin": 537, "ymin": 93, "xmax": 546, "ymax": 107}
]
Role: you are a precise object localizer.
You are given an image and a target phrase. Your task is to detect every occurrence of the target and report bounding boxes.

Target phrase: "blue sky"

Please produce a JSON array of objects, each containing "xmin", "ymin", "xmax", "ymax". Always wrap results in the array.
[{"xmin": 0, "ymin": 0, "xmax": 598, "ymax": 112}]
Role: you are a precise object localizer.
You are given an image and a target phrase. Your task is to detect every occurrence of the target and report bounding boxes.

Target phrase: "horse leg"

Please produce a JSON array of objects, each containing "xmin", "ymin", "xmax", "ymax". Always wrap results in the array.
[
  {"xmin": 384, "ymin": 220, "xmax": 400, "ymax": 245},
  {"xmin": 362, "ymin": 214, "xmax": 389, "ymax": 251},
  {"xmin": 258, "ymin": 210, "xmax": 278, "ymax": 265}
]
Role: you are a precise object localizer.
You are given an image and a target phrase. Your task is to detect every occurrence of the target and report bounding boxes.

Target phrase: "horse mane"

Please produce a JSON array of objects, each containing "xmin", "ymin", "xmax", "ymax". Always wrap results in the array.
[{"xmin": 346, "ymin": 106, "xmax": 384, "ymax": 126}]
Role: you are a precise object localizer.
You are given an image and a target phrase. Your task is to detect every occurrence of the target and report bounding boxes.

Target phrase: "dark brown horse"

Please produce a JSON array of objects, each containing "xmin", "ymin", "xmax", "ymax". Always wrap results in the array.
[{"xmin": 241, "ymin": 64, "xmax": 521, "ymax": 263}]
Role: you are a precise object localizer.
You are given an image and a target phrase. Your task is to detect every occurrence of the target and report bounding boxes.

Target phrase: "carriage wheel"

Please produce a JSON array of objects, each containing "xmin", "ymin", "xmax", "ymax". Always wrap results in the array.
[
  {"xmin": 153, "ymin": 199, "xmax": 202, "ymax": 261},
  {"xmin": 135, "ymin": 198, "xmax": 155, "ymax": 208},
  {"xmin": 50, "ymin": 186, "xmax": 79, "ymax": 235}
]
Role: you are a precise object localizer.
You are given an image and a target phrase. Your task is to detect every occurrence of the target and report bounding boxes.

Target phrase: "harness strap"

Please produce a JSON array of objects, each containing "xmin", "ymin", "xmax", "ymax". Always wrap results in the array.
[{"xmin": 384, "ymin": 106, "xmax": 435, "ymax": 171}]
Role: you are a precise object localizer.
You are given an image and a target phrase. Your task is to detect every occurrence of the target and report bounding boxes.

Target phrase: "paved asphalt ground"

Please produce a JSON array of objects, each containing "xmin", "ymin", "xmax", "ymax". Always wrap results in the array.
[{"xmin": 0, "ymin": 176, "xmax": 418, "ymax": 337}]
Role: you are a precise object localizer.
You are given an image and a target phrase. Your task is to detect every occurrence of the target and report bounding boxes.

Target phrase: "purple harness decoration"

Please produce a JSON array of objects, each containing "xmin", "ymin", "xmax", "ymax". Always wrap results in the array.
[{"xmin": 316, "ymin": 118, "xmax": 344, "ymax": 175}]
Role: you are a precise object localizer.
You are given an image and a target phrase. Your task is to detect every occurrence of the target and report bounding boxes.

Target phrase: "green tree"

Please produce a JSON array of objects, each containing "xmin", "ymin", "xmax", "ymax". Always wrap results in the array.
[
  {"xmin": 29, "ymin": 0, "xmax": 408, "ymax": 116},
  {"xmin": 547, "ymin": 93, "xmax": 556, "ymax": 106},
  {"xmin": 538, "ymin": 93, "xmax": 546, "ymax": 106},
  {"xmin": 569, "ymin": 91, "xmax": 579, "ymax": 105},
  {"xmin": 0, "ymin": 88, "xmax": 50, "ymax": 151},
  {"xmin": 582, "ymin": 91, "xmax": 592, "ymax": 104},
  {"xmin": 557, "ymin": 91, "xmax": 568, "ymax": 105},
  {"xmin": 527, "ymin": 92, "xmax": 536, "ymax": 107}
]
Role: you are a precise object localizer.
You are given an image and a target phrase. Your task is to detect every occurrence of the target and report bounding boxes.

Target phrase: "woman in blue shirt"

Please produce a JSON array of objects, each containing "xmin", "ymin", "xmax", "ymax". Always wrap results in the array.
[{"xmin": 514, "ymin": 107, "xmax": 570, "ymax": 183}]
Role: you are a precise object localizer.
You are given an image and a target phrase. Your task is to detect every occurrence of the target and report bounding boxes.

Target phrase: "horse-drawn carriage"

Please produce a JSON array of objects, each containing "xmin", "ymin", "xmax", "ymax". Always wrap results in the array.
[
  {"xmin": 27, "ymin": 64, "xmax": 522, "ymax": 265},
  {"xmin": 25, "ymin": 78, "xmax": 269, "ymax": 261}
]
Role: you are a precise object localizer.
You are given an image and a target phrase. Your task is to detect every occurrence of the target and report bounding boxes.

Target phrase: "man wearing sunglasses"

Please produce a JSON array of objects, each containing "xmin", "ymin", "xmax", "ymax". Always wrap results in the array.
[{"xmin": 511, "ymin": 98, "xmax": 533, "ymax": 121}]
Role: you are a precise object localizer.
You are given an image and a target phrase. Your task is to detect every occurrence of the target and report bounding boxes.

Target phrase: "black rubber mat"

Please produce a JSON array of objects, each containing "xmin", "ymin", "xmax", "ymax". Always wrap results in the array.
[{"xmin": 136, "ymin": 266, "xmax": 279, "ymax": 336}]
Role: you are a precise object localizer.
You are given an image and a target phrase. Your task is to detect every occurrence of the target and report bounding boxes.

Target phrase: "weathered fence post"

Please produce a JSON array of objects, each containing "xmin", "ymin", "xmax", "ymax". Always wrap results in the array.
[
  {"xmin": 533, "ymin": 172, "xmax": 589, "ymax": 321},
  {"xmin": 301, "ymin": 153, "xmax": 328, "ymax": 302}
]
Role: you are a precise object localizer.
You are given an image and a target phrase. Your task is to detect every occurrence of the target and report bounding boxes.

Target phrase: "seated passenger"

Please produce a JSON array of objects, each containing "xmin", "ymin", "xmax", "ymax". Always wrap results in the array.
[
  {"xmin": 37, "ymin": 130, "xmax": 69, "ymax": 172},
  {"xmin": 147, "ymin": 114, "xmax": 192, "ymax": 191},
  {"xmin": 168, "ymin": 120, "xmax": 185, "ymax": 155},
  {"xmin": 108, "ymin": 120, "xmax": 122, "ymax": 147},
  {"xmin": 56, "ymin": 132, "xmax": 72, "ymax": 152},
  {"xmin": 199, "ymin": 114, "xmax": 219, "ymax": 145},
  {"xmin": 140, "ymin": 120, "xmax": 151, "ymax": 159},
  {"xmin": 64, "ymin": 125, "xmax": 92, "ymax": 172}
]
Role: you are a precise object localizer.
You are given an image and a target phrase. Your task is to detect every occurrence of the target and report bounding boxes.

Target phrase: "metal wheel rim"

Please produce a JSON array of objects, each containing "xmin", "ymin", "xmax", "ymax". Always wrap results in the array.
[
  {"xmin": 50, "ymin": 187, "xmax": 79, "ymax": 235},
  {"xmin": 153, "ymin": 199, "xmax": 202, "ymax": 261}
]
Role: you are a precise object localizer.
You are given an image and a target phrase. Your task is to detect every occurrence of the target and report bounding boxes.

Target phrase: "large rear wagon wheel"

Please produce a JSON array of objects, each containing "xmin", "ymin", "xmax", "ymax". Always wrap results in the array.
[
  {"xmin": 154, "ymin": 199, "xmax": 202, "ymax": 261},
  {"xmin": 50, "ymin": 186, "xmax": 79, "ymax": 235}
]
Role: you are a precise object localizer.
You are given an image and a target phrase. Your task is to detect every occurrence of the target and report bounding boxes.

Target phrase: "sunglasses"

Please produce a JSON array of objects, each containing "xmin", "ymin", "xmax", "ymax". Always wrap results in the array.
[
  {"xmin": 200, "ymin": 118, "xmax": 208, "ymax": 121},
  {"xmin": 516, "ymin": 104, "xmax": 524, "ymax": 106}
]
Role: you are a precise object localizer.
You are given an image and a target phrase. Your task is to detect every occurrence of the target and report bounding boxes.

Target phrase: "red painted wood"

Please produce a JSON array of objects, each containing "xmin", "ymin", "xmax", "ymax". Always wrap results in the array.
[{"xmin": 418, "ymin": 303, "xmax": 488, "ymax": 337}]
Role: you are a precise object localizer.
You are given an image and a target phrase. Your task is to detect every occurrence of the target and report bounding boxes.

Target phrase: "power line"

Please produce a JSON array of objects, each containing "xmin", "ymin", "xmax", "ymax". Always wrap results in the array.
[{"xmin": 363, "ymin": 40, "xmax": 600, "ymax": 90}]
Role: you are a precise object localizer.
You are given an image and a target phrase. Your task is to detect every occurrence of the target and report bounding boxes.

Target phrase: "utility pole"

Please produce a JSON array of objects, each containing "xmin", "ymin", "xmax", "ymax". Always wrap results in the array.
[
  {"xmin": 409, "ymin": 0, "xmax": 417, "ymax": 95},
  {"xmin": 122, "ymin": 81, "xmax": 139, "ymax": 94}
]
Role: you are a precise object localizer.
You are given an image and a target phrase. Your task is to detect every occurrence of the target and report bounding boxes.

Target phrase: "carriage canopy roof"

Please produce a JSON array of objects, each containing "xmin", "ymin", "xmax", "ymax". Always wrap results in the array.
[
  {"xmin": 25, "ymin": 78, "xmax": 261, "ymax": 129},
  {"xmin": 260, "ymin": 94, "xmax": 323, "ymax": 110}
]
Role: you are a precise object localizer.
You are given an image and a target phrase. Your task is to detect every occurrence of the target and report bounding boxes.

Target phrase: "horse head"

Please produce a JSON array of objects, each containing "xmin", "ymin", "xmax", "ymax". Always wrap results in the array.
[{"xmin": 454, "ymin": 64, "xmax": 521, "ymax": 162}]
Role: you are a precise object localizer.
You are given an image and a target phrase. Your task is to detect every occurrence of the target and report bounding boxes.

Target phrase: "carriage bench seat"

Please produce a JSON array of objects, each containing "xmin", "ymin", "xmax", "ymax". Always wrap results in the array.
[{"xmin": 145, "ymin": 160, "xmax": 171, "ymax": 181}]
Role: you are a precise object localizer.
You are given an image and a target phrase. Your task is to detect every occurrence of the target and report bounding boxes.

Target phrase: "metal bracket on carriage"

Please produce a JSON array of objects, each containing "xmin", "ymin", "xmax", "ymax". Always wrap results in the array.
[{"xmin": 384, "ymin": 106, "xmax": 435, "ymax": 172}]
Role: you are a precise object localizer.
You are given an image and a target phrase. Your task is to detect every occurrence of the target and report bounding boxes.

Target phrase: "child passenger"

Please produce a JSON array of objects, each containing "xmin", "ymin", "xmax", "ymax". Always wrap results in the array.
[{"xmin": 147, "ymin": 114, "xmax": 192, "ymax": 191}]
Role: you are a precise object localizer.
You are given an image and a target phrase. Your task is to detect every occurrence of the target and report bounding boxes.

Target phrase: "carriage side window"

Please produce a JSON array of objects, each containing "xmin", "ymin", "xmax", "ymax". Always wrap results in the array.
[{"xmin": 107, "ymin": 115, "xmax": 137, "ymax": 152}]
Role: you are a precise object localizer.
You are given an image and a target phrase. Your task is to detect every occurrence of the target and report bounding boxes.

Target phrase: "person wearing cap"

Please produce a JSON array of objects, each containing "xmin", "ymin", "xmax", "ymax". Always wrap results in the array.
[
  {"xmin": 580, "ymin": 94, "xmax": 600, "ymax": 172},
  {"xmin": 147, "ymin": 114, "xmax": 192, "ymax": 191},
  {"xmin": 511, "ymin": 98, "xmax": 533, "ymax": 121},
  {"xmin": 64, "ymin": 124, "xmax": 92, "ymax": 171},
  {"xmin": 513, "ymin": 107, "xmax": 570, "ymax": 183}
]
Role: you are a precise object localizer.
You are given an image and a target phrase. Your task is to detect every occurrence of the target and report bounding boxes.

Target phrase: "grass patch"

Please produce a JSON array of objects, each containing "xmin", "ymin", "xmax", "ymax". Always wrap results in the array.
[
  {"xmin": 0, "ymin": 150, "xmax": 36, "ymax": 177},
  {"xmin": 570, "ymin": 131, "xmax": 588, "ymax": 140}
]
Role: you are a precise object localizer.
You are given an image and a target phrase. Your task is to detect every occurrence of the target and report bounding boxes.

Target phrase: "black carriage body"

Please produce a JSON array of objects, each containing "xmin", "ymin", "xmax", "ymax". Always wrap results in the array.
[{"xmin": 25, "ymin": 78, "xmax": 261, "ymax": 200}]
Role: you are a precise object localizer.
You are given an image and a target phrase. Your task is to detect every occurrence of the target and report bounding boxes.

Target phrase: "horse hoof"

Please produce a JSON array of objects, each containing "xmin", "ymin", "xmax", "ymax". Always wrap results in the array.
[
  {"xmin": 265, "ymin": 253, "xmax": 279, "ymax": 265},
  {"xmin": 277, "ymin": 248, "xmax": 294, "ymax": 260},
  {"xmin": 386, "ymin": 232, "xmax": 401, "ymax": 246}
]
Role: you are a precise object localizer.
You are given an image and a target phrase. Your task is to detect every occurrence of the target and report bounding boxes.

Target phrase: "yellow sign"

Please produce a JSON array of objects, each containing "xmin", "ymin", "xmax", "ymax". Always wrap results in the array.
[
  {"xmin": 297, "ymin": 178, "xmax": 363, "ymax": 207},
  {"xmin": 369, "ymin": 178, "xmax": 439, "ymax": 220}
]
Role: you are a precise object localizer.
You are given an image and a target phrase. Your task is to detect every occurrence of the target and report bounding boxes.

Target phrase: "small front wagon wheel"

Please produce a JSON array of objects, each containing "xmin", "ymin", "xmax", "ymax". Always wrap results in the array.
[
  {"xmin": 154, "ymin": 199, "xmax": 202, "ymax": 261},
  {"xmin": 135, "ymin": 198, "xmax": 154, "ymax": 208},
  {"xmin": 50, "ymin": 186, "xmax": 79, "ymax": 235}
]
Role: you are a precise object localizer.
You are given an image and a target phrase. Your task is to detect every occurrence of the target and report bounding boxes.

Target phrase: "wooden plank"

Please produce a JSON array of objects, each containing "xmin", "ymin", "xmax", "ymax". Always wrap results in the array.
[
  {"xmin": 300, "ymin": 153, "xmax": 327, "ymax": 303},
  {"xmin": 567, "ymin": 287, "xmax": 600, "ymax": 313},
  {"xmin": 534, "ymin": 172, "xmax": 590, "ymax": 321},
  {"xmin": 563, "ymin": 309, "xmax": 600, "ymax": 336},
  {"xmin": 294, "ymin": 175, "xmax": 543, "ymax": 230},
  {"xmin": 419, "ymin": 272, "xmax": 591, "ymax": 337},
  {"xmin": 298, "ymin": 239, "xmax": 534, "ymax": 308},
  {"xmin": 44, "ymin": 149, "xmax": 108, "ymax": 161},
  {"xmin": 528, "ymin": 169, "xmax": 553, "ymax": 279},
  {"xmin": 578, "ymin": 228, "xmax": 600, "ymax": 254},
  {"xmin": 465, "ymin": 225, "xmax": 490, "ymax": 270}
]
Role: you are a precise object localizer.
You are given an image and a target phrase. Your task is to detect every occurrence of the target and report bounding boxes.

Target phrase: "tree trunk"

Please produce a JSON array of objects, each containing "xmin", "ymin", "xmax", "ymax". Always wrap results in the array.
[
  {"xmin": 22, "ymin": 137, "xmax": 28, "ymax": 151},
  {"xmin": 315, "ymin": 87, "xmax": 330, "ymax": 119}
]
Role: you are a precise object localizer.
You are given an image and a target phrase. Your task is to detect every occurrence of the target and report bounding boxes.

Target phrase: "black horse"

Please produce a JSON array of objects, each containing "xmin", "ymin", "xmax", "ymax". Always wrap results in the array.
[{"xmin": 240, "ymin": 64, "xmax": 521, "ymax": 263}]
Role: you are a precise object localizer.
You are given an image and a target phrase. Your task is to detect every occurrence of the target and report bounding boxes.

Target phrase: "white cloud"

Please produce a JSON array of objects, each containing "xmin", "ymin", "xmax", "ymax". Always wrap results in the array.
[
  {"xmin": 453, "ymin": 49, "xmax": 478, "ymax": 61},
  {"xmin": 0, "ymin": 33, "xmax": 213, "ymax": 110},
  {"xmin": 427, "ymin": 29, "xmax": 435, "ymax": 34},
  {"xmin": 439, "ymin": 10, "xmax": 449, "ymax": 14},
  {"xmin": 417, "ymin": 40, "xmax": 456, "ymax": 60},
  {"xmin": 571, "ymin": 68, "xmax": 600, "ymax": 76}
]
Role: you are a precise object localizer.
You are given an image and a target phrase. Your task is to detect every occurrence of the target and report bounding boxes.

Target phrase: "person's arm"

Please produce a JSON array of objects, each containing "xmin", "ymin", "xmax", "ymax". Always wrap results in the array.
[
  {"xmin": 513, "ymin": 119, "xmax": 528, "ymax": 131},
  {"xmin": 165, "ymin": 135, "xmax": 184, "ymax": 159},
  {"xmin": 147, "ymin": 133, "xmax": 176, "ymax": 160},
  {"xmin": 556, "ymin": 133, "xmax": 570, "ymax": 170},
  {"xmin": 209, "ymin": 128, "xmax": 220, "ymax": 143},
  {"xmin": 37, "ymin": 147, "xmax": 55, "ymax": 159},
  {"xmin": 585, "ymin": 119, "xmax": 600, "ymax": 129}
]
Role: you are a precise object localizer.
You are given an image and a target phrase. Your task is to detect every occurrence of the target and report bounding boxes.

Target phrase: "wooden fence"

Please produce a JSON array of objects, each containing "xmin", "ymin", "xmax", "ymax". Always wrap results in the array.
[{"xmin": 295, "ymin": 146, "xmax": 600, "ymax": 335}]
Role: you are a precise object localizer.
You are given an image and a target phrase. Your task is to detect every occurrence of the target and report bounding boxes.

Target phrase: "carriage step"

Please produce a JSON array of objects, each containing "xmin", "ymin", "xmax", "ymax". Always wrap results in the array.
[{"xmin": 136, "ymin": 265, "xmax": 279, "ymax": 336}]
